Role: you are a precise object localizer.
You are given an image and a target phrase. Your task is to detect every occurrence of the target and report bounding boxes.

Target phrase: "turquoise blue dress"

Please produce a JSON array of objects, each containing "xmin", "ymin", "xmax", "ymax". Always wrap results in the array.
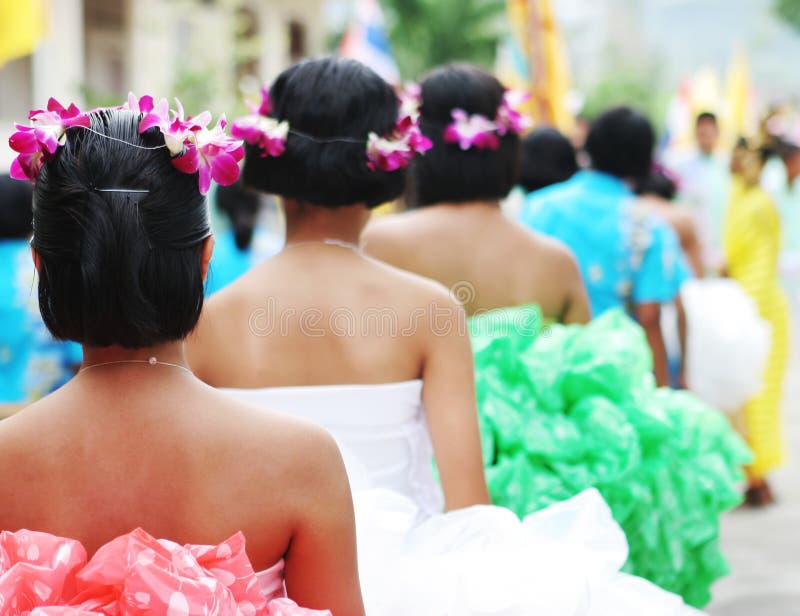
[
  {"xmin": 0, "ymin": 239, "xmax": 82, "ymax": 403},
  {"xmin": 519, "ymin": 170, "xmax": 691, "ymax": 316}
]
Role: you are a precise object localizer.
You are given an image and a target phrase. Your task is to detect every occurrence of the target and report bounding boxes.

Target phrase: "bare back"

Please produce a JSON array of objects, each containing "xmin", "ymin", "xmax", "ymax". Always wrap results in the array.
[
  {"xmin": 0, "ymin": 372, "xmax": 361, "ymax": 613},
  {"xmin": 189, "ymin": 247, "xmax": 453, "ymax": 388},
  {"xmin": 187, "ymin": 245, "xmax": 490, "ymax": 511},
  {"xmin": 362, "ymin": 204, "xmax": 590, "ymax": 323}
]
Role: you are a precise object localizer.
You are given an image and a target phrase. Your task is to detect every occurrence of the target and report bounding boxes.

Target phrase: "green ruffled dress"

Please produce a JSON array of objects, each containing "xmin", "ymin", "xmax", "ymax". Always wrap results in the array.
[{"xmin": 469, "ymin": 304, "xmax": 751, "ymax": 608}]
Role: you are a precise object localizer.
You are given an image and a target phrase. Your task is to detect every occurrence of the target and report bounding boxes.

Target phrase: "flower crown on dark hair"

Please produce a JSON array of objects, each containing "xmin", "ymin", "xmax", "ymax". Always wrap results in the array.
[
  {"xmin": 442, "ymin": 90, "xmax": 532, "ymax": 151},
  {"xmin": 9, "ymin": 94, "xmax": 244, "ymax": 195},
  {"xmin": 231, "ymin": 83, "xmax": 432, "ymax": 172}
]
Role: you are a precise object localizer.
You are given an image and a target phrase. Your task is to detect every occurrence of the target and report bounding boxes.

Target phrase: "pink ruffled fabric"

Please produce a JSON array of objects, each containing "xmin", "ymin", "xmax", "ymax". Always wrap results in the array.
[{"xmin": 0, "ymin": 529, "xmax": 330, "ymax": 616}]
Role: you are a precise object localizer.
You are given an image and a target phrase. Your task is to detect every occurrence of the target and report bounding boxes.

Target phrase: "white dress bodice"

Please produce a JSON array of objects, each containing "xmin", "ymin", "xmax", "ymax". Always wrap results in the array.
[{"xmin": 221, "ymin": 380, "xmax": 445, "ymax": 514}]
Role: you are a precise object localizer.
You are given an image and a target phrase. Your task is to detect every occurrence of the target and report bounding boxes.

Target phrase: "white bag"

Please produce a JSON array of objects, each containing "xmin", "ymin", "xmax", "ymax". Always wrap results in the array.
[{"xmin": 681, "ymin": 278, "xmax": 771, "ymax": 413}]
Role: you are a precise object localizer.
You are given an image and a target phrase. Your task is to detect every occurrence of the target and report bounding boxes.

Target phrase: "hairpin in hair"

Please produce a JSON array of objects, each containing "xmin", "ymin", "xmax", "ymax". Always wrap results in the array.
[
  {"xmin": 9, "ymin": 93, "xmax": 245, "ymax": 195},
  {"xmin": 443, "ymin": 89, "xmax": 532, "ymax": 151},
  {"xmin": 231, "ymin": 82, "xmax": 432, "ymax": 173}
]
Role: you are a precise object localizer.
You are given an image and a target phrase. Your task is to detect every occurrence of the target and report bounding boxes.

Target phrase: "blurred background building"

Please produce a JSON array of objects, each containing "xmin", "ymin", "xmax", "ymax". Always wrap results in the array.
[
  {"xmin": 5, "ymin": 0, "xmax": 800, "ymax": 167},
  {"xmin": 0, "ymin": 0, "xmax": 332, "ymax": 170}
]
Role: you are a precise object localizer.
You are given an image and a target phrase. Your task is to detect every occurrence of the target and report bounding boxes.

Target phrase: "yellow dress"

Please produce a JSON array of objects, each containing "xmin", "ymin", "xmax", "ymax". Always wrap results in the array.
[{"xmin": 724, "ymin": 177, "xmax": 788, "ymax": 479}]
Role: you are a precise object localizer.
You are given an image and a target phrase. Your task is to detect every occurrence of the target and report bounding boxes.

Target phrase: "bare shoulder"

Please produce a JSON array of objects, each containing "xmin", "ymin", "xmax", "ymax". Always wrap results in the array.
[
  {"xmin": 204, "ymin": 386, "xmax": 343, "ymax": 471},
  {"xmin": 362, "ymin": 211, "xmax": 419, "ymax": 259},
  {"xmin": 665, "ymin": 205, "xmax": 698, "ymax": 239},
  {"xmin": 201, "ymin": 387, "xmax": 349, "ymax": 507},
  {"xmin": 187, "ymin": 282, "xmax": 254, "ymax": 381},
  {"xmin": 515, "ymin": 221, "xmax": 579, "ymax": 265},
  {"xmin": 364, "ymin": 254, "xmax": 458, "ymax": 307}
]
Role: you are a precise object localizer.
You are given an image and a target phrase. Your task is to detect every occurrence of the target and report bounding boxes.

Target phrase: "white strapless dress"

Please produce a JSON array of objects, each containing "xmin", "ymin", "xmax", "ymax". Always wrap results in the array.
[{"xmin": 221, "ymin": 381, "xmax": 704, "ymax": 616}]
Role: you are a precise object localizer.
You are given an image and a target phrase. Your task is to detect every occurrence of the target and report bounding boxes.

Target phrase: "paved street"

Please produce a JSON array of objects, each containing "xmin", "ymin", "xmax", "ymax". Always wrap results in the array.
[{"xmin": 708, "ymin": 350, "xmax": 800, "ymax": 616}]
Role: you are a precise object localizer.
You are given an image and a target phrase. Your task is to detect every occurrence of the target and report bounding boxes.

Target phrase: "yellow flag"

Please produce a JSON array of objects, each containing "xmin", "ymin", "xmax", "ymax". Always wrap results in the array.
[
  {"xmin": 0, "ymin": 0, "xmax": 46, "ymax": 68},
  {"xmin": 504, "ymin": 0, "xmax": 573, "ymax": 132}
]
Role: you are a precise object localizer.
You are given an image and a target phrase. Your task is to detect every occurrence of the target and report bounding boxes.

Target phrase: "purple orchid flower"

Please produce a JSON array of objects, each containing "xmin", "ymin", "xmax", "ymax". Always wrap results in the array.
[
  {"xmin": 173, "ymin": 115, "xmax": 245, "ymax": 195},
  {"xmin": 230, "ymin": 114, "xmax": 289, "ymax": 158},
  {"xmin": 495, "ymin": 90, "xmax": 532, "ymax": 135},
  {"xmin": 366, "ymin": 113, "xmax": 432, "ymax": 172},
  {"xmin": 9, "ymin": 97, "xmax": 91, "ymax": 182},
  {"xmin": 443, "ymin": 109, "xmax": 500, "ymax": 151}
]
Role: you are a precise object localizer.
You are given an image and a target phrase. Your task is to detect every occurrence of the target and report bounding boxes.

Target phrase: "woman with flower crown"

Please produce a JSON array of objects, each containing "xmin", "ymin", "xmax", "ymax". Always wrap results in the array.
[
  {"xmin": 360, "ymin": 63, "xmax": 750, "ymax": 609},
  {"xmin": 364, "ymin": 64, "xmax": 590, "ymax": 325},
  {"xmin": 0, "ymin": 97, "xmax": 361, "ymax": 615},
  {"xmin": 187, "ymin": 56, "xmax": 703, "ymax": 616}
]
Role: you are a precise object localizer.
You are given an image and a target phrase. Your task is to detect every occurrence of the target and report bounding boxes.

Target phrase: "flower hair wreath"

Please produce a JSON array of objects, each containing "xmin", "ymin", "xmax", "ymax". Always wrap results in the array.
[
  {"xmin": 9, "ymin": 94, "xmax": 244, "ymax": 195},
  {"xmin": 443, "ymin": 89, "xmax": 532, "ymax": 151},
  {"xmin": 230, "ymin": 83, "xmax": 433, "ymax": 172}
]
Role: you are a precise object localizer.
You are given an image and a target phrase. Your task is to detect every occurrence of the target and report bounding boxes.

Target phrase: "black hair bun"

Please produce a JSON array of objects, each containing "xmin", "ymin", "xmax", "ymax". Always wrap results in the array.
[
  {"xmin": 33, "ymin": 108, "xmax": 210, "ymax": 348},
  {"xmin": 242, "ymin": 56, "xmax": 405, "ymax": 209},
  {"xmin": 409, "ymin": 63, "xmax": 520, "ymax": 207}
]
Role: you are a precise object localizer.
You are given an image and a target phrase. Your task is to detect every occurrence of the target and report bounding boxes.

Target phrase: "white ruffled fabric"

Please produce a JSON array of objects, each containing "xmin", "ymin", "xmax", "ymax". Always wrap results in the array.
[
  {"xmin": 353, "ymin": 488, "xmax": 704, "ymax": 616},
  {"xmin": 221, "ymin": 383, "xmax": 704, "ymax": 616}
]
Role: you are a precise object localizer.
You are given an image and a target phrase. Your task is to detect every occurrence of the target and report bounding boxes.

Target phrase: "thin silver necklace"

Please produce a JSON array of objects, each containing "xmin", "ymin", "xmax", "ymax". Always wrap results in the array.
[
  {"xmin": 282, "ymin": 238, "xmax": 361, "ymax": 253},
  {"xmin": 78, "ymin": 356, "xmax": 192, "ymax": 375}
]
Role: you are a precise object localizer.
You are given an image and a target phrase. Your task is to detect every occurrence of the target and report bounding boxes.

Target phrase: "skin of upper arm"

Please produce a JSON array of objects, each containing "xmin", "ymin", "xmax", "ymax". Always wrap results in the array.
[
  {"xmin": 421, "ymin": 292, "xmax": 490, "ymax": 510},
  {"xmin": 283, "ymin": 429, "xmax": 365, "ymax": 616},
  {"xmin": 559, "ymin": 249, "xmax": 591, "ymax": 324},
  {"xmin": 634, "ymin": 301, "xmax": 669, "ymax": 387}
]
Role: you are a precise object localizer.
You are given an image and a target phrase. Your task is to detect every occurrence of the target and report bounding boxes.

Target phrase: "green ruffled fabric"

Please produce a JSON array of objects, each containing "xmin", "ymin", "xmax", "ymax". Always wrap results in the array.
[{"xmin": 470, "ymin": 305, "xmax": 752, "ymax": 608}]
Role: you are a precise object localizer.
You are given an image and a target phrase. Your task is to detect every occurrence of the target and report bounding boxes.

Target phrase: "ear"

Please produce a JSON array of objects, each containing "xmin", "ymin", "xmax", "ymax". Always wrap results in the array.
[
  {"xmin": 30, "ymin": 245, "xmax": 41, "ymax": 274},
  {"xmin": 200, "ymin": 235, "xmax": 215, "ymax": 283}
]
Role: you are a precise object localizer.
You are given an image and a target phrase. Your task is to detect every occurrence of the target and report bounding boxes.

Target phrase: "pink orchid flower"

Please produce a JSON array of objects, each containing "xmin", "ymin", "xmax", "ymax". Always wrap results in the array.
[
  {"xmin": 122, "ymin": 92, "xmax": 155, "ymax": 114},
  {"xmin": 366, "ymin": 132, "xmax": 412, "ymax": 171},
  {"xmin": 495, "ymin": 89, "xmax": 532, "ymax": 135},
  {"xmin": 398, "ymin": 82, "xmax": 423, "ymax": 121},
  {"xmin": 9, "ymin": 97, "xmax": 91, "ymax": 182},
  {"xmin": 253, "ymin": 85, "xmax": 272, "ymax": 116},
  {"xmin": 366, "ymin": 114, "xmax": 432, "ymax": 172},
  {"xmin": 443, "ymin": 109, "xmax": 500, "ymax": 150},
  {"xmin": 138, "ymin": 97, "xmax": 195, "ymax": 156},
  {"xmin": 231, "ymin": 114, "xmax": 289, "ymax": 158},
  {"xmin": 173, "ymin": 115, "xmax": 245, "ymax": 195}
]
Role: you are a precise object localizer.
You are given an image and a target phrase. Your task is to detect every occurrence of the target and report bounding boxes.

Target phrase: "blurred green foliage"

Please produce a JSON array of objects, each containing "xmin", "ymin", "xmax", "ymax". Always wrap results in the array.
[
  {"xmin": 382, "ymin": 0, "xmax": 506, "ymax": 79},
  {"xmin": 173, "ymin": 67, "xmax": 218, "ymax": 116},
  {"xmin": 774, "ymin": 0, "xmax": 800, "ymax": 31},
  {"xmin": 80, "ymin": 86, "xmax": 123, "ymax": 110},
  {"xmin": 581, "ymin": 56, "xmax": 668, "ymax": 130}
]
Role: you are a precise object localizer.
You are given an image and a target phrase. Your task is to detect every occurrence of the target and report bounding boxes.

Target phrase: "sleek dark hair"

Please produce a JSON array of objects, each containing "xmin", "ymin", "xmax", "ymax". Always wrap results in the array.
[
  {"xmin": 32, "ymin": 109, "xmax": 210, "ymax": 348},
  {"xmin": 241, "ymin": 57, "xmax": 404, "ymax": 208},
  {"xmin": 696, "ymin": 111, "xmax": 718, "ymax": 126},
  {"xmin": 635, "ymin": 171, "xmax": 677, "ymax": 200},
  {"xmin": 585, "ymin": 107, "xmax": 654, "ymax": 180},
  {"xmin": 518, "ymin": 127, "xmax": 577, "ymax": 193},
  {"xmin": 409, "ymin": 63, "xmax": 520, "ymax": 207},
  {"xmin": 0, "ymin": 174, "xmax": 34, "ymax": 239},
  {"xmin": 215, "ymin": 181, "xmax": 261, "ymax": 251}
]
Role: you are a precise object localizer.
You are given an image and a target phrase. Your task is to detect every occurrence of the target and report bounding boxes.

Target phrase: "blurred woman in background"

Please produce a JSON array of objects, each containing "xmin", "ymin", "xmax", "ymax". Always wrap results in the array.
[
  {"xmin": 364, "ymin": 65, "xmax": 590, "ymax": 324},
  {"xmin": 725, "ymin": 139, "xmax": 789, "ymax": 506}
]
